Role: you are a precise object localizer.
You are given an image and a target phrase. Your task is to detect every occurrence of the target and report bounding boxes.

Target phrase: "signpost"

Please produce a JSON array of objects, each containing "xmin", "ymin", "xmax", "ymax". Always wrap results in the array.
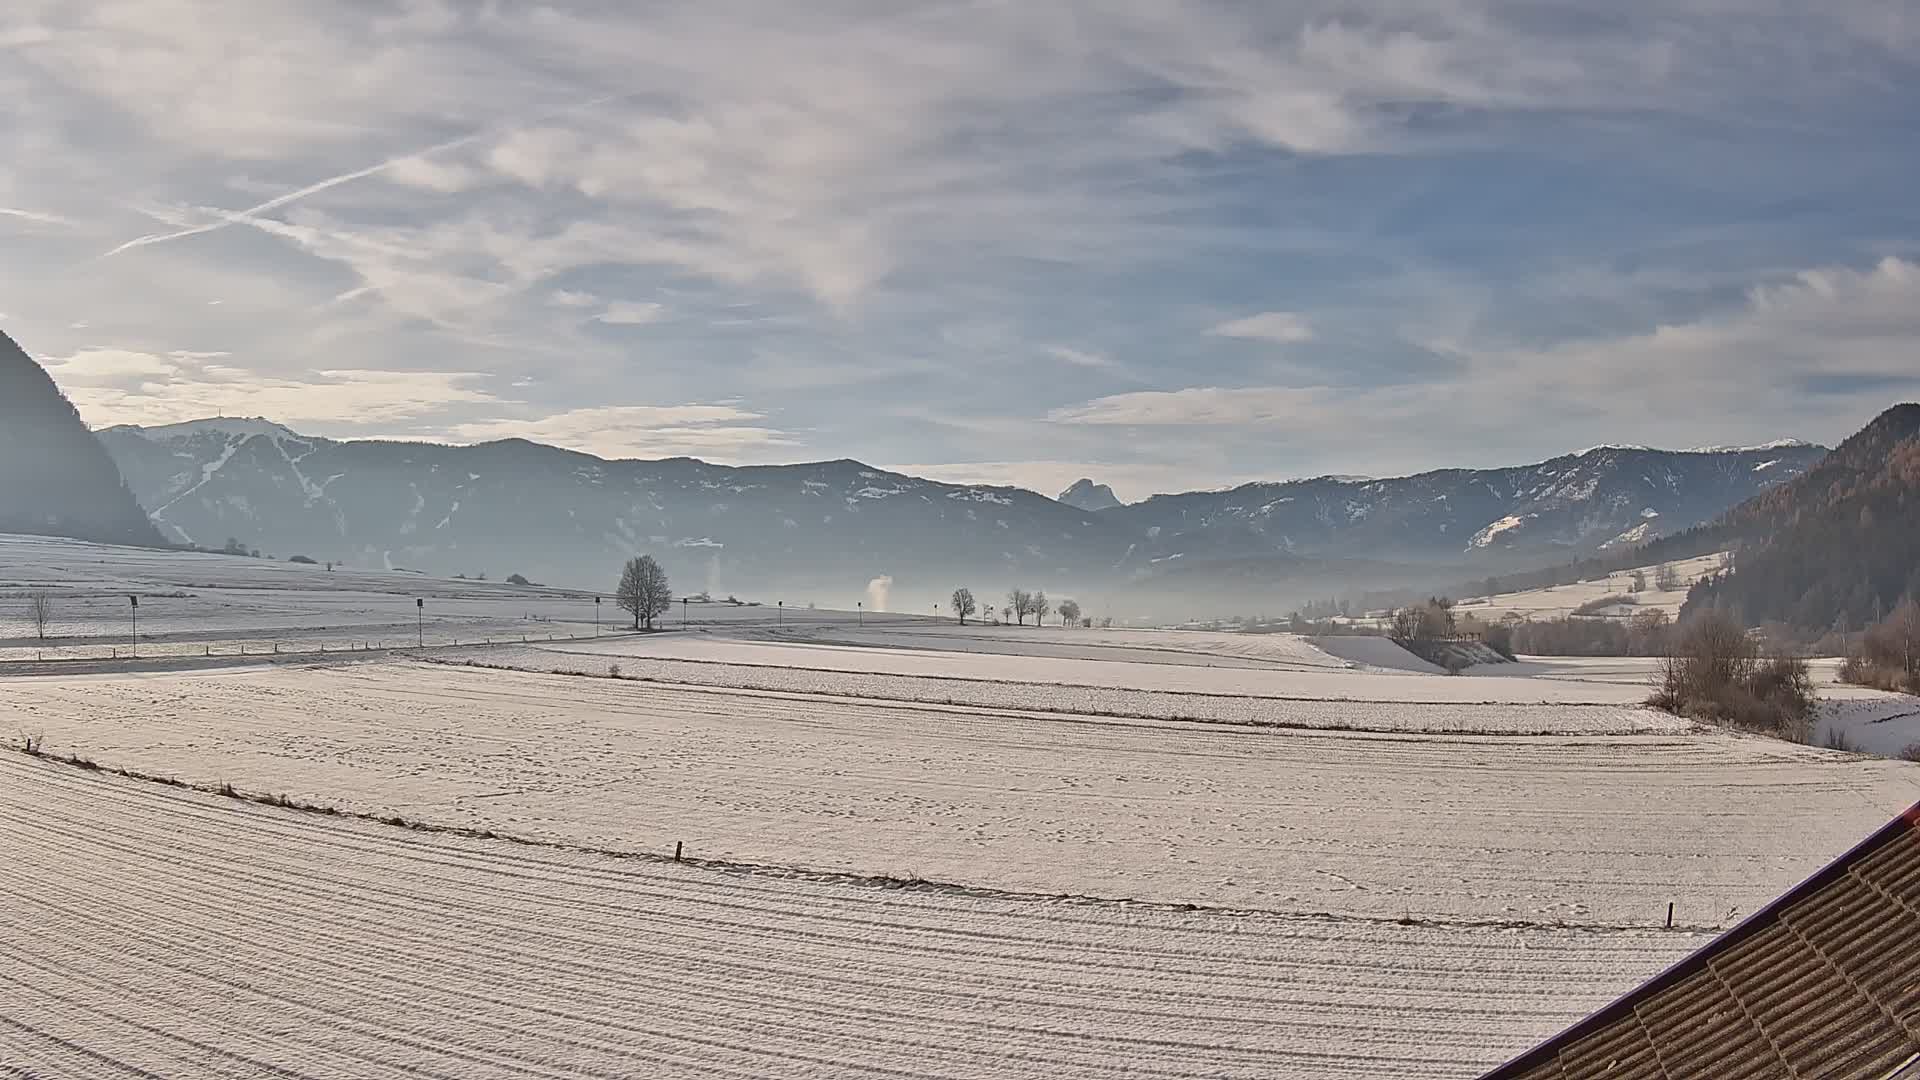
[
  {"xmin": 416, "ymin": 597, "xmax": 424, "ymax": 647},
  {"xmin": 129, "ymin": 595, "xmax": 138, "ymax": 658},
  {"xmin": 594, "ymin": 595, "xmax": 601, "ymax": 637}
]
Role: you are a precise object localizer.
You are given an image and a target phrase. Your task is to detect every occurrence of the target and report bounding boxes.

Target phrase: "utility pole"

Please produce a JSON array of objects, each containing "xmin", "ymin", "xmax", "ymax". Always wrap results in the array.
[
  {"xmin": 594, "ymin": 595, "xmax": 601, "ymax": 637},
  {"xmin": 857, "ymin": 601, "xmax": 863, "ymax": 627},
  {"xmin": 129, "ymin": 594, "xmax": 138, "ymax": 658},
  {"xmin": 416, "ymin": 597, "xmax": 424, "ymax": 647},
  {"xmin": 778, "ymin": 600, "xmax": 782, "ymax": 627},
  {"xmin": 682, "ymin": 596, "xmax": 688, "ymax": 628}
]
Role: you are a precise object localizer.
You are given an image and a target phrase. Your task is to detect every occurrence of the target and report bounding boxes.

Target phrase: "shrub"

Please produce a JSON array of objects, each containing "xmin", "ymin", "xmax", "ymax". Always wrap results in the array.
[
  {"xmin": 1899, "ymin": 743, "xmax": 1920, "ymax": 763},
  {"xmin": 1572, "ymin": 594, "xmax": 1634, "ymax": 616},
  {"xmin": 1648, "ymin": 611, "xmax": 1817, "ymax": 742},
  {"xmin": 287, "ymin": 555, "xmax": 317, "ymax": 565},
  {"xmin": 1839, "ymin": 601, "xmax": 1920, "ymax": 694},
  {"xmin": 1389, "ymin": 597, "xmax": 1457, "ymax": 641}
]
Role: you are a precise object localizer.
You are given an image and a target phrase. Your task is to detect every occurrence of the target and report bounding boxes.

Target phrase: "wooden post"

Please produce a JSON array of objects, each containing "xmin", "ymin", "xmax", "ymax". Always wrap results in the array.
[
  {"xmin": 674, "ymin": 841, "xmax": 683, "ymax": 862},
  {"xmin": 1666, "ymin": 902, "xmax": 1674, "ymax": 929}
]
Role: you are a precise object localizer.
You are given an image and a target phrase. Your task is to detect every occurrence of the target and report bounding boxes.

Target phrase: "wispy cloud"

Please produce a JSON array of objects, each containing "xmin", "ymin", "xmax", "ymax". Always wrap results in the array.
[
  {"xmin": 595, "ymin": 301, "xmax": 665, "ymax": 326},
  {"xmin": 1043, "ymin": 345, "xmax": 1113, "ymax": 369},
  {"xmin": 449, "ymin": 405, "xmax": 795, "ymax": 462},
  {"xmin": 1208, "ymin": 311, "xmax": 1313, "ymax": 344},
  {"xmin": 49, "ymin": 346, "xmax": 503, "ymax": 430}
]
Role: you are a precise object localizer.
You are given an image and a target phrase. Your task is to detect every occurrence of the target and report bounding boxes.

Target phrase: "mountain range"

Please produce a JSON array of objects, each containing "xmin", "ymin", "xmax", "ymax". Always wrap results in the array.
[
  {"xmin": 0, "ymin": 329, "xmax": 1840, "ymax": 616},
  {"xmin": 94, "ymin": 416, "xmax": 1825, "ymax": 613}
]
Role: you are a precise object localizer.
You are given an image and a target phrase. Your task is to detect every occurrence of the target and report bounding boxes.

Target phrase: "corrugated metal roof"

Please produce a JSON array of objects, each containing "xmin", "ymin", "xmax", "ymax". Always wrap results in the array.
[{"xmin": 1481, "ymin": 802, "xmax": 1920, "ymax": 1080}]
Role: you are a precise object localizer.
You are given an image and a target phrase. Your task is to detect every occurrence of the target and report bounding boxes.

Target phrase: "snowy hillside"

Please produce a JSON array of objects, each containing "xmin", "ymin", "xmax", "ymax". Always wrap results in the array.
[{"xmin": 1106, "ymin": 443, "xmax": 1825, "ymax": 567}]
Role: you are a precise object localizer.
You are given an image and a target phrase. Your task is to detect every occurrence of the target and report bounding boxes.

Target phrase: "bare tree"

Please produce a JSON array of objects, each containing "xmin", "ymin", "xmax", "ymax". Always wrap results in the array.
[
  {"xmin": 27, "ymin": 593, "xmax": 52, "ymax": 641},
  {"xmin": 1629, "ymin": 570, "xmax": 1647, "ymax": 593},
  {"xmin": 951, "ymin": 588, "xmax": 977, "ymax": 625},
  {"xmin": 1057, "ymin": 599, "xmax": 1082, "ymax": 626},
  {"xmin": 1653, "ymin": 562, "xmax": 1681, "ymax": 591},
  {"xmin": 1007, "ymin": 588, "xmax": 1031, "ymax": 626},
  {"xmin": 616, "ymin": 555, "xmax": 673, "ymax": 630},
  {"xmin": 1390, "ymin": 597, "xmax": 1457, "ymax": 642},
  {"xmin": 1031, "ymin": 590, "xmax": 1050, "ymax": 626}
]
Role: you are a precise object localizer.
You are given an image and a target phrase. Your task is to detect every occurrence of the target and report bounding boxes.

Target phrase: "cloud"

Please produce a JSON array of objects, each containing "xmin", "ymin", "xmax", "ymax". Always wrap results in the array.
[
  {"xmin": 1468, "ymin": 256, "xmax": 1920, "ymax": 415},
  {"xmin": 46, "ymin": 347, "xmax": 501, "ymax": 429},
  {"xmin": 595, "ymin": 301, "xmax": 665, "ymax": 325},
  {"xmin": 447, "ymin": 404, "xmax": 795, "ymax": 462},
  {"xmin": 5, "ymin": 2, "xmax": 1917, "ymax": 494},
  {"xmin": 1050, "ymin": 256, "xmax": 1920, "ymax": 474},
  {"xmin": 1043, "ymin": 345, "xmax": 1112, "ymax": 369},
  {"xmin": 1207, "ymin": 311, "xmax": 1313, "ymax": 343},
  {"xmin": 1050, "ymin": 386, "xmax": 1331, "ymax": 426},
  {"xmin": 386, "ymin": 154, "xmax": 483, "ymax": 194},
  {"xmin": 44, "ymin": 346, "xmax": 202, "ymax": 379}
]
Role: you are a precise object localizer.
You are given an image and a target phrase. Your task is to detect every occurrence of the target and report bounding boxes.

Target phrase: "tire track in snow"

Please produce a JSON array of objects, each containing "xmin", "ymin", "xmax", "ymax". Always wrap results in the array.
[{"xmin": 1, "ymin": 755, "xmax": 1705, "ymax": 1080}]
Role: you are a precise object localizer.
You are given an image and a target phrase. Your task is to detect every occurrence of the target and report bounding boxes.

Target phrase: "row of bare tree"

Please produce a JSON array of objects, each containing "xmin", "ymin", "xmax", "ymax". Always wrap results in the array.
[{"xmin": 947, "ymin": 588, "xmax": 1084, "ymax": 627}]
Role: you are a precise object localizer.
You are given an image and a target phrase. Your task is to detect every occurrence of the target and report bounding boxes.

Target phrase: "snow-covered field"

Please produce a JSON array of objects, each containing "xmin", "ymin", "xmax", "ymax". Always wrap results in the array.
[
  {"xmin": 461, "ymin": 645, "xmax": 1675, "ymax": 730},
  {"xmin": 0, "ymin": 753, "xmax": 1711, "ymax": 1080},
  {"xmin": 523, "ymin": 632, "xmax": 1660, "ymax": 704},
  {"xmin": 13, "ymin": 661, "xmax": 1918, "ymax": 926},
  {"xmin": 0, "ymin": 533, "xmax": 887, "ymax": 659},
  {"xmin": 5, "ymin": 533, "xmax": 1920, "ymax": 1078},
  {"xmin": 1454, "ymin": 551, "xmax": 1729, "ymax": 621}
]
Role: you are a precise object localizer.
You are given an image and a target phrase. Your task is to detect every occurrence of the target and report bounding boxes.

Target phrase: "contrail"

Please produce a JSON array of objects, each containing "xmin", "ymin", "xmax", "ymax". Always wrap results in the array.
[
  {"xmin": 96, "ymin": 93, "xmax": 622, "ymax": 260},
  {"xmin": 98, "ymin": 131, "xmax": 484, "ymax": 259}
]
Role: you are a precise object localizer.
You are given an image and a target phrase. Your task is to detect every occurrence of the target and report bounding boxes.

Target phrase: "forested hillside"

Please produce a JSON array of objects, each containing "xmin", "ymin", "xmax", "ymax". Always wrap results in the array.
[
  {"xmin": 1687, "ymin": 404, "xmax": 1920, "ymax": 634},
  {"xmin": 0, "ymin": 330, "xmax": 166, "ymax": 548}
]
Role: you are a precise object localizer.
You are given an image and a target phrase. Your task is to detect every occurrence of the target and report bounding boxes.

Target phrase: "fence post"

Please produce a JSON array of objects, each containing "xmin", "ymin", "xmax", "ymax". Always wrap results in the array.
[
  {"xmin": 1666, "ymin": 902, "xmax": 1674, "ymax": 929},
  {"xmin": 674, "ymin": 841, "xmax": 683, "ymax": 862}
]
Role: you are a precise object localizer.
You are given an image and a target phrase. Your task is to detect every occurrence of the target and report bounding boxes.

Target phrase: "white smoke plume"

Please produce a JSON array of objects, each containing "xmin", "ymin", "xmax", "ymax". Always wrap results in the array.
[{"xmin": 865, "ymin": 575, "xmax": 893, "ymax": 613}]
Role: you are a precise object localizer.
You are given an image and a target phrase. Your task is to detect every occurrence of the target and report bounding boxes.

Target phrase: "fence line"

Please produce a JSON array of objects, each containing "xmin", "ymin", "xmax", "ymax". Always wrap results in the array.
[{"xmin": 0, "ymin": 631, "xmax": 607, "ymax": 667}]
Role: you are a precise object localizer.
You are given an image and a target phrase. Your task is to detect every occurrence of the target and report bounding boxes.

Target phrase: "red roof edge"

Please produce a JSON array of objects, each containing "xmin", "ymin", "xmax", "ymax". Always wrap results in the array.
[{"xmin": 1478, "ymin": 800, "xmax": 1920, "ymax": 1079}]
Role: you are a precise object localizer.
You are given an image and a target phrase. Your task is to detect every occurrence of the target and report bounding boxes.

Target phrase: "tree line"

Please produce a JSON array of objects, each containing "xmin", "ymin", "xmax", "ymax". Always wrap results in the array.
[{"xmin": 948, "ymin": 587, "xmax": 1085, "ymax": 627}]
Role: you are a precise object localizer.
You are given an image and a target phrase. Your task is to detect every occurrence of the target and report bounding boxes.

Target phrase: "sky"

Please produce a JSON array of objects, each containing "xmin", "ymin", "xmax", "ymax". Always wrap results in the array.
[{"xmin": 3, "ymin": 1, "xmax": 1919, "ymax": 502}]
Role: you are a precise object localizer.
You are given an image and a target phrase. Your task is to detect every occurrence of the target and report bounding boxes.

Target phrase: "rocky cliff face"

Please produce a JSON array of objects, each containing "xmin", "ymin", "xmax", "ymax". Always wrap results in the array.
[{"xmin": 1057, "ymin": 478, "xmax": 1122, "ymax": 513}]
